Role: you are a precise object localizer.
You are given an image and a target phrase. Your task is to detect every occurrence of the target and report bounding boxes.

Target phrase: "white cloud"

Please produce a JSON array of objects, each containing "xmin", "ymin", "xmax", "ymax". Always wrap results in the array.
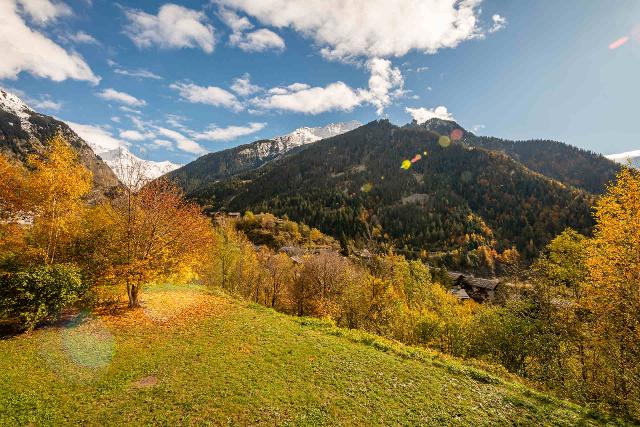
[
  {"xmin": 111, "ymin": 116, "xmax": 121, "ymax": 123},
  {"xmin": 406, "ymin": 106, "xmax": 455, "ymax": 123},
  {"xmin": 150, "ymin": 139, "xmax": 174, "ymax": 149},
  {"xmin": 252, "ymin": 57, "xmax": 403, "ymax": 115},
  {"xmin": 267, "ymin": 87, "xmax": 289, "ymax": 95},
  {"xmin": 31, "ymin": 98, "xmax": 62, "ymax": 111},
  {"xmin": 219, "ymin": 7, "xmax": 285, "ymax": 52},
  {"xmin": 119, "ymin": 129, "xmax": 155, "ymax": 141},
  {"xmin": 287, "ymin": 83, "xmax": 310, "ymax": 92},
  {"xmin": 170, "ymin": 82, "xmax": 242, "ymax": 111},
  {"xmin": 119, "ymin": 106, "xmax": 142, "ymax": 115},
  {"xmin": 489, "ymin": 14, "xmax": 507, "ymax": 33},
  {"xmin": 253, "ymin": 82, "xmax": 362, "ymax": 114},
  {"xmin": 124, "ymin": 3, "xmax": 215, "ymax": 53},
  {"xmin": 157, "ymin": 127, "xmax": 208, "ymax": 155},
  {"xmin": 16, "ymin": 0, "xmax": 72, "ymax": 25},
  {"xmin": 111, "ymin": 64, "xmax": 162, "ymax": 80},
  {"xmin": 67, "ymin": 31, "xmax": 99, "ymax": 44},
  {"xmin": 98, "ymin": 88, "xmax": 146, "ymax": 107},
  {"xmin": 361, "ymin": 58, "xmax": 404, "ymax": 115},
  {"xmin": 234, "ymin": 28, "xmax": 285, "ymax": 52},
  {"xmin": 195, "ymin": 122, "xmax": 265, "ymax": 141},
  {"xmin": 471, "ymin": 124, "xmax": 485, "ymax": 133},
  {"xmin": 0, "ymin": 1, "xmax": 100, "ymax": 84},
  {"xmin": 66, "ymin": 121, "xmax": 128, "ymax": 152},
  {"xmin": 231, "ymin": 73, "xmax": 262, "ymax": 96},
  {"xmin": 217, "ymin": 0, "xmax": 483, "ymax": 60}
]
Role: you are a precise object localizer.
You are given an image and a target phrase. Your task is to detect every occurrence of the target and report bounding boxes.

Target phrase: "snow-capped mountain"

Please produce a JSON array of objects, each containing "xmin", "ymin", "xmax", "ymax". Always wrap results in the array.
[
  {"xmin": 167, "ymin": 121, "xmax": 363, "ymax": 194},
  {"xmin": 66, "ymin": 123, "xmax": 181, "ymax": 185},
  {"xmin": 606, "ymin": 150, "xmax": 640, "ymax": 169},
  {"xmin": 239, "ymin": 121, "xmax": 362, "ymax": 160},
  {"xmin": 0, "ymin": 88, "xmax": 120, "ymax": 193},
  {"xmin": 0, "ymin": 87, "xmax": 179, "ymax": 186}
]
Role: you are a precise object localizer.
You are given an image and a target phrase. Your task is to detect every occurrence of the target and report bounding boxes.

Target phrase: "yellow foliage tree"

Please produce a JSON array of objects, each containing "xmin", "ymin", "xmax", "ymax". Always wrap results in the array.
[
  {"xmin": 585, "ymin": 167, "xmax": 640, "ymax": 414},
  {"xmin": 28, "ymin": 134, "xmax": 92, "ymax": 265}
]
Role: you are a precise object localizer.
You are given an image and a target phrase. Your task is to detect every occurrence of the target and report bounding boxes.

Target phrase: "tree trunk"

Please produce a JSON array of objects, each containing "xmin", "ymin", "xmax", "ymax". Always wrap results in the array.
[{"xmin": 128, "ymin": 283, "xmax": 140, "ymax": 308}]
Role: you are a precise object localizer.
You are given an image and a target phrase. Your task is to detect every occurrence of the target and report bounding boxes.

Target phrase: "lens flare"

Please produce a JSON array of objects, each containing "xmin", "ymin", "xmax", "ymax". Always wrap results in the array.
[
  {"xmin": 450, "ymin": 129, "xmax": 464, "ymax": 141},
  {"xmin": 39, "ymin": 313, "xmax": 115, "ymax": 383},
  {"xmin": 609, "ymin": 36, "xmax": 629, "ymax": 50},
  {"xmin": 438, "ymin": 135, "xmax": 451, "ymax": 148},
  {"xmin": 401, "ymin": 159, "xmax": 412, "ymax": 170}
]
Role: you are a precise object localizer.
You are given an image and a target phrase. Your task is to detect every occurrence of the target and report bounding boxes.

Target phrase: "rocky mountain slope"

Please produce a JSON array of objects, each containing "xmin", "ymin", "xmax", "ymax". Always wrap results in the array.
[
  {"xmin": 166, "ymin": 121, "xmax": 361, "ymax": 194},
  {"xmin": 0, "ymin": 88, "xmax": 120, "ymax": 193},
  {"xmin": 186, "ymin": 120, "xmax": 597, "ymax": 263}
]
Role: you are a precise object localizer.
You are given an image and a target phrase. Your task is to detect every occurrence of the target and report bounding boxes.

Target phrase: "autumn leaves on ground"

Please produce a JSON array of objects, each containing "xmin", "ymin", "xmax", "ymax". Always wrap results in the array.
[
  {"xmin": 0, "ymin": 284, "xmax": 611, "ymax": 425},
  {"xmin": 0, "ymin": 135, "xmax": 638, "ymax": 425}
]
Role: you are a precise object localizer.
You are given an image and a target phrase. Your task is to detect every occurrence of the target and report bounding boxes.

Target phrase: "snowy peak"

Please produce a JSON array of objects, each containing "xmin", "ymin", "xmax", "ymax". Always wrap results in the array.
[
  {"xmin": 0, "ymin": 88, "xmax": 36, "ymax": 132},
  {"xmin": 0, "ymin": 88, "xmax": 32, "ymax": 117},
  {"xmin": 239, "ymin": 121, "xmax": 362, "ymax": 161},
  {"xmin": 0, "ymin": 87, "xmax": 181, "ymax": 184},
  {"xmin": 274, "ymin": 120, "xmax": 362, "ymax": 147},
  {"xmin": 606, "ymin": 150, "xmax": 640, "ymax": 169}
]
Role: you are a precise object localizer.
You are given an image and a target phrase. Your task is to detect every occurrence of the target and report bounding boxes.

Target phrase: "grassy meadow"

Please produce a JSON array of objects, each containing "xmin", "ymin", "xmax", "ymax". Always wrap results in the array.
[{"xmin": 0, "ymin": 284, "xmax": 625, "ymax": 426}]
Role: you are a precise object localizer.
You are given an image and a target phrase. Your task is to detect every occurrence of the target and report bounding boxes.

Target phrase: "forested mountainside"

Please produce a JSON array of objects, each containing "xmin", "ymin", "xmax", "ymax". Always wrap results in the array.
[
  {"xmin": 0, "ymin": 89, "xmax": 120, "ymax": 194},
  {"xmin": 187, "ymin": 120, "xmax": 595, "ymax": 265},
  {"xmin": 166, "ymin": 121, "xmax": 361, "ymax": 194},
  {"xmin": 412, "ymin": 118, "xmax": 620, "ymax": 194}
]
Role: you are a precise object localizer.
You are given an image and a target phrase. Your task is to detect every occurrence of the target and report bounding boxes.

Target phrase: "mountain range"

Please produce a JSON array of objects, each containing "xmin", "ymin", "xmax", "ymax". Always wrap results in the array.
[
  {"xmin": 0, "ymin": 86, "xmax": 628, "ymax": 268},
  {"xmin": 171, "ymin": 118, "xmax": 621, "ymax": 267}
]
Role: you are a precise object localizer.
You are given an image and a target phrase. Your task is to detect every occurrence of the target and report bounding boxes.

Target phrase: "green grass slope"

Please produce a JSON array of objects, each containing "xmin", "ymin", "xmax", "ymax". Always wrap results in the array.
[{"xmin": 0, "ymin": 286, "xmax": 625, "ymax": 426}]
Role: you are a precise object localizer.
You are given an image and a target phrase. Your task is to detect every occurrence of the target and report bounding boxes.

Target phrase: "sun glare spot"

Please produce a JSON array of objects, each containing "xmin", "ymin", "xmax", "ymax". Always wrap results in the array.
[{"xmin": 609, "ymin": 36, "xmax": 630, "ymax": 50}]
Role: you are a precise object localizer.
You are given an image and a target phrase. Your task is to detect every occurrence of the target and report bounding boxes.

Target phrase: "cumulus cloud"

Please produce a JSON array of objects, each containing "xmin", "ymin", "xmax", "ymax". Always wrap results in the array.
[
  {"xmin": 361, "ymin": 58, "xmax": 404, "ymax": 115},
  {"xmin": 252, "ymin": 57, "xmax": 404, "ymax": 115},
  {"xmin": 16, "ymin": 0, "xmax": 72, "ymax": 25},
  {"xmin": 217, "ymin": 0, "xmax": 483, "ymax": 60},
  {"xmin": 0, "ymin": 1, "xmax": 100, "ymax": 84},
  {"xmin": 219, "ymin": 7, "xmax": 285, "ymax": 52},
  {"xmin": 406, "ymin": 106, "xmax": 455, "ymax": 123},
  {"xmin": 489, "ymin": 14, "xmax": 507, "ymax": 33},
  {"xmin": 231, "ymin": 73, "xmax": 263, "ymax": 96},
  {"xmin": 124, "ymin": 3, "xmax": 215, "ymax": 53},
  {"xmin": 194, "ymin": 122, "xmax": 265, "ymax": 141},
  {"xmin": 234, "ymin": 28, "xmax": 285, "ymax": 52},
  {"xmin": 98, "ymin": 88, "xmax": 146, "ymax": 107},
  {"xmin": 252, "ymin": 82, "xmax": 362, "ymax": 114},
  {"xmin": 170, "ymin": 82, "xmax": 243, "ymax": 111},
  {"xmin": 156, "ymin": 127, "xmax": 208, "ymax": 155}
]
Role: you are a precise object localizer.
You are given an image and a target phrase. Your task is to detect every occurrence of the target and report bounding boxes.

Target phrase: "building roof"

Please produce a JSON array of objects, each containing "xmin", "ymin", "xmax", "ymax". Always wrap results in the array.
[
  {"xmin": 449, "ymin": 287, "xmax": 471, "ymax": 300},
  {"xmin": 447, "ymin": 271, "xmax": 500, "ymax": 290}
]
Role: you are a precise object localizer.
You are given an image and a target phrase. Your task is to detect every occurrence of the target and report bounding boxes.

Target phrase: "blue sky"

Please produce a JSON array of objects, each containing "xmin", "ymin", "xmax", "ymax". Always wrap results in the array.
[{"xmin": 2, "ymin": 0, "xmax": 639, "ymax": 166}]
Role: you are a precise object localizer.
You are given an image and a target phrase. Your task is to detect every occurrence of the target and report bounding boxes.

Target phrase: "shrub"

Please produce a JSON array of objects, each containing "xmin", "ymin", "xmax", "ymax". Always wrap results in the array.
[{"xmin": 0, "ymin": 264, "xmax": 86, "ymax": 331}]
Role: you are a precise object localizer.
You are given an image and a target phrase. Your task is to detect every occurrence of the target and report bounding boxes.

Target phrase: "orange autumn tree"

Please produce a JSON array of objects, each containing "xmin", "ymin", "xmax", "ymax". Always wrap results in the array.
[
  {"xmin": 0, "ymin": 154, "xmax": 31, "ymax": 269},
  {"xmin": 91, "ymin": 178, "xmax": 213, "ymax": 307},
  {"xmin": 586, "ymin": 167, "xmax": 640, "ymax": 414}
]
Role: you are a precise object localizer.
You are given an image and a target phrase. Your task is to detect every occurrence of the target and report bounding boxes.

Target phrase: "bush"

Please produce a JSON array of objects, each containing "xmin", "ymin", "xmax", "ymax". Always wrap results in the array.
[{"xmin": 0, "ymin": 264, "xmax": 86, "ymax": 331}]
